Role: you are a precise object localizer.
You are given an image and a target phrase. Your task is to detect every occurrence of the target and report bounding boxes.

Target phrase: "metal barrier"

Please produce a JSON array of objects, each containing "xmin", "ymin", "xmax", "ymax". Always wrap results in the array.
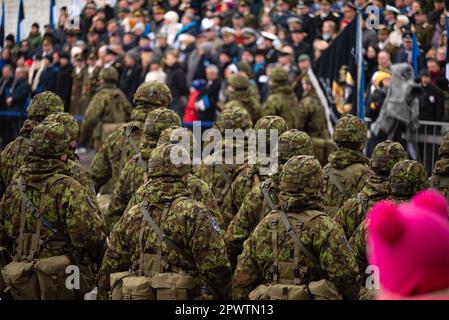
[{"xmin": 415, "ymin": 120, "xmax": 449, "ymax": 175}]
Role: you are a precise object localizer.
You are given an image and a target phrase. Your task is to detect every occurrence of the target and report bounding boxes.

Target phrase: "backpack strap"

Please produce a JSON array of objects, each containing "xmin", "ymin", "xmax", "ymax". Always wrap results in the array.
[
  {"xmin": 355, "ymin": 193, "xmax": 368, "ymax": 219},
  {"xmin": 270, "ymin": 218, "xmax": 279, "ymax": 283},
  {"xmin": 216, "ymin": 164, "xmax": 232, "ymax": 197},
  {"xmin": 16, "ymin": 175, "xmax": 67, "ymax": 261},
  {"xmin": 138, "ymin": 197, "xmax": 196, "ymax": 272}
]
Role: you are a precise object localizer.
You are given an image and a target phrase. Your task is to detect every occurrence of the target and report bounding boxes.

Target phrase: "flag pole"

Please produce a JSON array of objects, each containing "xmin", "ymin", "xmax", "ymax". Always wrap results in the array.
[{"xmin": 356, "ymin": 8, "xmax": 365, "ymax": 120}]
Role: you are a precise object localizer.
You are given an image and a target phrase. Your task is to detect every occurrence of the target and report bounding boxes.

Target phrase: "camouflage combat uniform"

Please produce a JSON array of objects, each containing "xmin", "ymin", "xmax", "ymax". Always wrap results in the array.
[
  {"xmin": 430, "ymin": 132, "xmax": 449, "ymax": 201},
  {"xmin": 297, "ymin": 76, "xmax": 332, "ymax": 165},
  {"xmin": 0, "ymin": 122, "xmax": 106, "ymax": 293},
  {"xmin": 221, "ymin": 116, "xmax": 287, "ymax": 230},
  {"xmin": 226, "ymin": 74, "xmax": 262, "ymax": 124},
  {"xmin": 194, "ymin": 103, "xmax": 253, "ymax": 209},
  {"xmin": 226, "ymin": 129, "xmax": 315, "ymax": 268},
  {"xmin": 80, "ymin": 67, "xmax": 132, "ymax": 150},
  {"xmin": 233, "ymin": 156, "xmax": 361, "ymax": 300},
  {"xmin": 334, "ymin": 141, "xmax": 408, "ymax": 239},
  {"xmin": 323, "ymin": 114, "xmax": 374, "ymax": 218},
  {"xmin": 350, "ymin": 160, "xmax": 429, "ymax": 281},
  {"xmin": 262, "ymin": 67, "xmax": 300, "ymax": 130},
  {"xmin": 106, "ymin": 108, "xmax": 182, "ymax": 231},
  {"xmin": 97, "ymin": 144, "xmax": 232, "ymax": 300},
  {"xmin": 0, "ymin": 92, "xmax": 64, "ymax": 196},
  {"xmin": 42, "ymin": 112, "xmax": 96, "ymax": 197},
  {"xmin": 125, "ymin": 126, "xmax": 221, "ymax": 227},
  {"xmin": 90, "ymin": 81, "xmax": 173, "ymax": 193}
]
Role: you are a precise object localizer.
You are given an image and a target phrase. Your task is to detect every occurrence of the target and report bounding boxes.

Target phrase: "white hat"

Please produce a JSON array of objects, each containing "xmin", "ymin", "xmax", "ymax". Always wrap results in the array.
[
  {"xmin": 164, "ymin": 11, "xmax": 179, "ymax": 24},
  {"xmin": 261, "ymin": 31, "xmax": 277, "ymax": 41}
]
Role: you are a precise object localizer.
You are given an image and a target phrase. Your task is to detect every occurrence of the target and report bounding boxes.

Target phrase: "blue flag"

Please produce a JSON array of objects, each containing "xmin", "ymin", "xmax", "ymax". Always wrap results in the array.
[
  {"xmin": 16, "ymin": 0, "xmax": 25, "ymax": 43},
  {"xmin": 411, "ymin": 29, "xmax": 420, "ymax": 75},
  {"xmin": 50, "ymin": 0, "xmax": 57, "ymax": 29},
  {"xmin": 0, "ymin": 0, "xmax": 5, "ymax": 48}
]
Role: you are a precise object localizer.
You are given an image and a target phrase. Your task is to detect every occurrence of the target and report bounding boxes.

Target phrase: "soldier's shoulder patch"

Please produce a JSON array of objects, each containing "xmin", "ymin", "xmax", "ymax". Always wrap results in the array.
[{"xmin": 209, "ymin": 217, "xmax": 221, "ymax": 234}]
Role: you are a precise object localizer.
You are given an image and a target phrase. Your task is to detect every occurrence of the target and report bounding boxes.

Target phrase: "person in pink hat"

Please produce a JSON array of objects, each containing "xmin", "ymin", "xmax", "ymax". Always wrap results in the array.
[{"xmin": 367, "ymin": 189, "xmax": 449, "ymax": 300}]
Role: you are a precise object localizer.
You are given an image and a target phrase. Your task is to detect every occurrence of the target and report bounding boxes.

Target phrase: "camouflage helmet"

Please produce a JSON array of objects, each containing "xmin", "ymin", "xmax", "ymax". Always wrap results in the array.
[
  {"xmin": 143, "ymin": 107, "xmax": 182, "ymax": 139},
  {"xmin": 370, "ymin": 140, "xmax": 408, "ymax": 176},
  {"xmin": 389, "ymin": 160, "xmax": 429, "ymax": 196},
  {"xmin": 148, "ymin": 143, "xmax": 191, "ymax": 178},
  {"xmin": 255, "ymin": 116, "xmax": 288, "ymax": 150},
  {"xmin": 438, "ymin": 132, "xmax": 449, "ymax": 158},
  {"xmin": 99, "ymin": 66, "xmax": 119, "ymax": 82},
  {"xmin": 27, "ymin": 91, "xmax": 64, "ymax": 121},
  {"xmin": 228, "ymin": 73, "xmax": 250, "ymax": 91},
  {"xmin": 43, "ymin": 112, "xmax": 79, "ymax": 141},
  {"xmin": 216, "ymin": 103, "xmax": 253, "ymax": 133},
  {"xmin": 333, "ymin": 114, "xmax": 367, "ymax": 144},
  {"xmin": 270, "ymin": 67, "xmax": 289, "ymax": 85},
  {"xmin": 158, "ymin": 126, "xmax": 197, "ymax": 156},
  {"xmin": 133, "ymin": 81, "xmax": 173, "ymax": 106},
  {"xmin": 278, "ymin": 129, "xmax": 314, "ymax": 164},
  {"xmin": 280, "ymin": 155, "xmax": 323, "ymax": 194},
  {"xmin": 28, "ymin": 122, "xmax": 70, "ymax": 158}
]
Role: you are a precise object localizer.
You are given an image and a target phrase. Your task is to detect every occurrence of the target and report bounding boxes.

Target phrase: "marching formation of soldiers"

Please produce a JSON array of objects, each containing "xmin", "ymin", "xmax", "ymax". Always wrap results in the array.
[{"xmin": 0, "ymin": 74, "xmax": 448, "ymax": 301}]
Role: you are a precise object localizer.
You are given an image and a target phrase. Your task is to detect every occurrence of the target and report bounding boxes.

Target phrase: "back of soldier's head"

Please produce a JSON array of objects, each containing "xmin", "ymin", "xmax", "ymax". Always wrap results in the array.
[
  {"xmin": 43, "ymin": 112, "xmax": 79, "ymax": 142},
  {"xmin": 228, "ymin": 73, "xmax": 250, "ymax": 91},
  {"xmin": 143, "ymin": 107, "xmax": 182, "ymax": 139},
  {"xmin": 333, "ymin": 114, "xmax": 367, "ymax": 150},
  {"xmin": 148, "ymin": 143, "xmax": 191, "ymax": 178},
  {"xmin": 370, "ymin": 140, "xmax": 408, "ymax": 177},
  {"xmin": 439, "ymin": 132, "xmax": 449, "ymax": 159},
  {"xmin": 280, "ymin": 155, "xmax": 323, "ymax": 195},
  {"xmin": 278, "ymin": 129, "xmax": 314, "ymax": 165},
  {"xmin": 28, "ymin": 122, "xmax": 70, "ymax": 159},
  {"xmin": 215, "ymin": 103, "xmax": 253, "ymax": 134},
  {"xmin": 255, "ymin": 116, "xmax": 288, "ymax": 151},
  {"xmin": 99, "ymin": 66, "xmax": 119, "ymax": 83},
  {"xmin": 269, "ymin": 67, "xmax": 289, "ymax": 85},
  {"xmin": 28, "ymin": 91, "xmax": 64, "ymax": 122},
  {"xmin": 158, "ymin": 126, "xmax": 196, "ymax": 157},
  {"xmin": 133, "ymin": 81, "xmax": 173, "ymax": 107},
  {"xmin": 389, "ymin": 160, "xmax": 429, "ymax": 197}
]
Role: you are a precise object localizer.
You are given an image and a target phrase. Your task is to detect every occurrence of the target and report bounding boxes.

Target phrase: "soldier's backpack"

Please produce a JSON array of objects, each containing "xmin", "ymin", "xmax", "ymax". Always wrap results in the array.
[
  {"xmin": 109, "ymin": 197, "xmax": 203, "ymax": 300},
  {"xmin": 1, "ymin": 176, "xmax": 95, "ymax": 300},
  {"xmin": 323, "ymin": 163, "xmax": 368, "ymax": 218},
  {"xmin": 248, "ymin": 209, "xmax": 342, "ymax": 300}
]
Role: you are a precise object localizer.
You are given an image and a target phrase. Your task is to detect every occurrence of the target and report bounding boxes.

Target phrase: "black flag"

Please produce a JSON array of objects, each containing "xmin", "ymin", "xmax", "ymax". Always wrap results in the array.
[{"xmin": 313, "ymin": 18, "xmax": 358, "ymax": 123}]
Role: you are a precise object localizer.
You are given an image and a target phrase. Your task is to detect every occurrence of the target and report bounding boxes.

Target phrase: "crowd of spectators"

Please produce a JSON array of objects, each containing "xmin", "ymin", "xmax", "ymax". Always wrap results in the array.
[{"xmin": 0, "ymin": 0, "xmax": 449, "ymax": 149}]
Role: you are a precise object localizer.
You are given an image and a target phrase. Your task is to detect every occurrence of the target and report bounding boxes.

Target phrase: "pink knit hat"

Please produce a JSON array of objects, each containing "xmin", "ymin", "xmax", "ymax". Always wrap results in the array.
[{"xmin": 367, "ymin": 190, "xmax": 449, "ymax": 298}]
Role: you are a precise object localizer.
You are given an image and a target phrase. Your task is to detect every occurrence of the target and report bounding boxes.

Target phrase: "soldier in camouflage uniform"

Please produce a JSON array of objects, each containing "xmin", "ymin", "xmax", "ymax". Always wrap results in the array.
[
  {"xmin": 41, "ymin": 113, "xmax": 96, "ymax": 197},
  {"xmin": 323, "ymin": 114, "xmax": 374, "ymax": 218},
  {"xmin": 0, "ymin": 122, "xmax": 106, "ymax": 299},
  {"xmin": 262, "ymin": 67, "xmax": 300, "ymax": 130},
  {"xmin": 233, "ymin": 155, "xmax": 362, "ymax": 300},
  {"xmin": 90, "ymin": 81, "xmax": 173, "ymax": 193},
  {"xmin": 106, "ymin": 108, "xmax": 182, "ymax": 231},
  {"xmin": 127, "ymin": 126, "xmax": 221, "ymax": 229},
  {"xmin": 430, "ymin": 132, "xmax": 449, "ymax": 201},
  {"xmin": 0, "ymin": 92, "xmax": 64, "ymax": 197},
  {"xmin": 80, "ymin": 67, "xmax": 132, "ymax": 150},
  {"xmin": 335, "ymin": 141, "xmax": 408, "ymax": 240},
  {"xmin": 297, "ymin": 76, "xmax": 333, "ymax": 165},
  {"xmin": 80, "ymin": 66, "xmax": 131, "ymax": 147},
  {"xmin": 195, "ymin": 103, "xmax": 253, "ymax": 209},
  {"xmin": 220, "ymin": 115, "xmax": 287, "ymax": 230},
  {"xmin": 350, "ymin": 160, "xmax": 429, "ymax": 282},
  {"xmin": 97, "ymin": 144, "xmax": 232, "ymax": 300},
  {"xmin": 226, "ymin": 129, "xmax": 315, "ymax": 268},
  {"xmin": 227, "ymin": 73, "xmax": 262, "ymax": 124},
  {"xmin": 237, "ymin": 62, "xmax": 260, "ymax": 102}
]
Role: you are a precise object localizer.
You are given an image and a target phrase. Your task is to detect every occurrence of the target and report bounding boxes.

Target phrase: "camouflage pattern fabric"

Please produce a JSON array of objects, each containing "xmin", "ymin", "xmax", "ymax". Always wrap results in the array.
[
  {"xmin": 227, "ymin": 74, "xmax": 261, "ymax": 123},
  {"xmin": 262, "ymin": 67, "xmax": 300, "ymax": 129},
  {"xmin": 97, "ymin": 144, "xmax": 231, "ymax": 299},
  {"xmin": 232, "ymin": 156, "xmax": 361, "ymax": 300},
  {"xmin": 297, "ymin": 91, "xmax": 330, "ymax": 140},
  {"xmin": 334, "ymin": 141, "xmax": 407, "ymax": 239},
  {"xmin": 90, "ymin": 82, "xmax": 174, "ymax": 193},
  {"xmin": 0, "ymin": 122, "xmax": 106, "ymax": 266},
  {"xmin": 27, "ymin": 91, "xmax": 65, "ymax": 122},
  {"xmin": 430, "ymin": 132, "xmax": 449, "ymax": 201}
]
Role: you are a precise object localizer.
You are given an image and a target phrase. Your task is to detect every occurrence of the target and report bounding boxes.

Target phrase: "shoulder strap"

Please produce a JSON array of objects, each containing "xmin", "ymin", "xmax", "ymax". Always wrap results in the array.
[
  {"xmin": 261, "ymin": 182, "xmax": 277, "ymax": 211},
  {"xmin": 139, "ymin": 199, "xmax": 195, "ymax": 269},
  {"xmin": 355, "ymin": 193, "xmax": 368, "ymax": 218},
  {"xmin": 271, "ymin": 210, "xmax": 318, "ymax": 263},
  {"xmin": 327, "ymin": 169, "xmax": 346, "ymax": 196},
  {"xmin": 216, "ymin": 164, "xmax": 232, "ymax": 197}
]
